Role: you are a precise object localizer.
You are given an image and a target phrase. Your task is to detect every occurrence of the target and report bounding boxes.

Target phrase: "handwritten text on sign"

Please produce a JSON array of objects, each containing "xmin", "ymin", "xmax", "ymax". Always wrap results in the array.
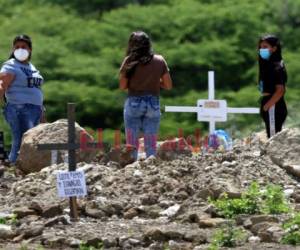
[{"xmin": 57, "ymin": 170, "xmax": 87, "ymax": 198}]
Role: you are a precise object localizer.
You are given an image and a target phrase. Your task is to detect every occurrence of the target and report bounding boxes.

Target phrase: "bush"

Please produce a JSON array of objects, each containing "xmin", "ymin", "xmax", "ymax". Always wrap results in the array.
[
  {"xmin": 262, "ymin": 184, "xmax": 290, "ymax": 214},
  {"xmin": 210, "ymin": 182, "xmax": 290, "ymax": 218},
  {"xmin": 208, "ymin": 222, "xmax": 246, "ymax": 249},
  {"xmin": 79, "ymin": 242, "xmax": 103, "ymax": 250},
  {"xmin": 0, "ymin": 0, "xmax": 300, "ymax": 146},
  {"xmin": 209, "ymin": 182, "xmax": 261, "ymax": 218},
  {"xmin": 281, "ymin": 213, "xmax": 300, "ymax": 245},
  {"xmin": 0, "ymin": 213, "xmax": 18, "ymax": 225}
]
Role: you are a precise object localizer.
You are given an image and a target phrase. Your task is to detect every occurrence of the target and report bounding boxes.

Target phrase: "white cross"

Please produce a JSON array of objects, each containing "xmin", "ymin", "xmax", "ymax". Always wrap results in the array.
[{"xmin": 165, "ymin": 71, "xmax": 259, "ymax": 135}]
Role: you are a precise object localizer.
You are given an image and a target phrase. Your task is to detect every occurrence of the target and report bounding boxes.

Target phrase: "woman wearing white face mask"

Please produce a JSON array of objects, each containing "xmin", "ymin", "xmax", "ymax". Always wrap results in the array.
[{"xmin": 0, "ymin": 35, "xmax": 44, "ymax": 165}]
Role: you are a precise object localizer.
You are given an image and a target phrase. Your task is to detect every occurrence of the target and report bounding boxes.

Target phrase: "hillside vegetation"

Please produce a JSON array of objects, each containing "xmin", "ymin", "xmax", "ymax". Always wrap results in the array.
[{"xmin": 0, "ymin": 0, "xmax": 299, "ymax": 145}]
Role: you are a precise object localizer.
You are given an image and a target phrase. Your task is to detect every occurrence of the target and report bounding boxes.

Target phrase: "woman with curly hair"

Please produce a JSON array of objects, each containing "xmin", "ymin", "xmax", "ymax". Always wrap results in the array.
[{"xmin": 119, "ymin": 31, "xmax": 172, "ymax": 159}]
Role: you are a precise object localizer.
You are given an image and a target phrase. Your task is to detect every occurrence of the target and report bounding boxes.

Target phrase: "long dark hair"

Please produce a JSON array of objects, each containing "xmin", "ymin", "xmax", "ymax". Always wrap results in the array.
[
  {"xmin": 123, "ymin": 31, "xmax": 153, "ymax": 78},
  {"xmin": 9, "ymin": 34, "xmax": 32, "ymax": 60},
  {"xmin": 258, "ymin": 34, "xmax": 287, "ymax": 82}
]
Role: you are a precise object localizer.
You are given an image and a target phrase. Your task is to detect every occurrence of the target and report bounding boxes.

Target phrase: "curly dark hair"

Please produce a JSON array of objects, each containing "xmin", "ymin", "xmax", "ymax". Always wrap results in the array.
[{"xmin": 123, "ymin": 31, "xmax": 154, "ymax": 78}]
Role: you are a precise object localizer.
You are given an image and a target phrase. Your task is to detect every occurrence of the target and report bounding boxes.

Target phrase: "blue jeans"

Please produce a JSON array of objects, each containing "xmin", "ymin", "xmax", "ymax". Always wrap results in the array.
[
  {"xmin": 124, "ymin": 95, "xmax": 161, "ymax": 160},
  {"xmin": 3, "ymin": 103, "xmax": 42, "ymax": 163}
]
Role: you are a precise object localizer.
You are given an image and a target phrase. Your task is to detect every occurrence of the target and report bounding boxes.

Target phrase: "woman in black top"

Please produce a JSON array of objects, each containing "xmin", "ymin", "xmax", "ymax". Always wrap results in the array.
[{"xmin": 258, "ymin": 35, "xmax": 288, "ymax": 138}]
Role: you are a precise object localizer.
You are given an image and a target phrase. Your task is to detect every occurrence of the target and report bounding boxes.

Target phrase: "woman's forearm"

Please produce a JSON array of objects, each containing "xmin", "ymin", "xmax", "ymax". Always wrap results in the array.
[
  {"xmin": 265, "ymin": 89, "xmax": 284, "ymax": 109},
  {"xmin": 0, "ymin": 73, "xmax": 14, "ymax": 97},
  {"xmin": 119, "ymin": 74, "xmax": 128, "ymax": 90},
  {"xmin": 160, "ymin": 73, "xmax": 173, "ymax": 90}
]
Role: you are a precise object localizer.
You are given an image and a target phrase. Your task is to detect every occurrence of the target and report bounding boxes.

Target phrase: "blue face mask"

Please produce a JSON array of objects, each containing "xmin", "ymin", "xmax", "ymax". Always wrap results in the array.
[{"xmin": 259, "ymin": 48, "xmax": 271, "ymax": 60}]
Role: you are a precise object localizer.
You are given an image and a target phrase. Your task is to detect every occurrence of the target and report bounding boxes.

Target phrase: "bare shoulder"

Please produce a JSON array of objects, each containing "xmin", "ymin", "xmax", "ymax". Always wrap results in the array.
[
  {"xmin": 154, "ymin": 54, "xmax": 166, "ymax": 61},
  {"xmin": 153, "ymin": 54, "xmax": 168, "ymax": 67}
]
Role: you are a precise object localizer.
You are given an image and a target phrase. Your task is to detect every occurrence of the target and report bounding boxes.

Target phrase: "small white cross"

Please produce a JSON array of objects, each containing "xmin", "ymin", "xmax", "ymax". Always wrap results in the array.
[{"xmin": 165, "ymin": 71, "xmax": 259, "ymax": 134}]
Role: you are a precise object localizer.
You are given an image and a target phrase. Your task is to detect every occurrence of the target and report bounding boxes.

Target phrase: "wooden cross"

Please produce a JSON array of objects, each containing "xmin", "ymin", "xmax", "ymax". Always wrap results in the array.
[
  {"xmin": 37, "ymin": 103, "xmax": 104, "ymax": 220},
  {"xmin": 165, "ymin": 71, "xmax": 259, "ymax": 134},
  {"xmin": 38, "ymin": 103, "xmax": 80, "ymax": 220}
]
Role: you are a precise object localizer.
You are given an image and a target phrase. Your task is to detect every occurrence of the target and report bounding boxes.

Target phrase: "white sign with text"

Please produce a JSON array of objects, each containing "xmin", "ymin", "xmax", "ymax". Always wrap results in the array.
[
  {"xmin": 57, "ymin": 170, "xmax": 87, "ymax": 198},
  {"xmin": 197, "ymin": 99, "xmax": 227, "ymax": 122}
]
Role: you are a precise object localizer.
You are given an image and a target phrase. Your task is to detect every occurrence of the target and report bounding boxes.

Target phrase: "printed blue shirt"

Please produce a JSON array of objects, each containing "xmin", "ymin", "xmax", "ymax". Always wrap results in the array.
[{"xmin": 0, "ymin": 58, "xmax": 43, "ymax": 105}]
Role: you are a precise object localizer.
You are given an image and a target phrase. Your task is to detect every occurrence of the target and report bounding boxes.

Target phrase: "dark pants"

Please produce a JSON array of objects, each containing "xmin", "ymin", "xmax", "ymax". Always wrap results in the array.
[{"xmin": 260, "ymin": 96, "xmax": 287, "ymax": 138}]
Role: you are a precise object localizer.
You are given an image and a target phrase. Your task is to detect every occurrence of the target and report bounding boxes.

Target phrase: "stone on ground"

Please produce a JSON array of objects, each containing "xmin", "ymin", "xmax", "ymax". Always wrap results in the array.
[
  {"xmin": 17, "ymin": 119, "xmax": 98, "ymax": 174},
  {"xmin": 157, "ymin": 137, "xmax": 192, "ymax": 160},
  {"xmin": 266, "ymin": 128, "xmax": 300, "ymax": 177}
]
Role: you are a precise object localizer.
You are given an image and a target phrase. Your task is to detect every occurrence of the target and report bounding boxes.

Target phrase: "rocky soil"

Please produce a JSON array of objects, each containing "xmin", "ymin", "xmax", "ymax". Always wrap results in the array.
[{"xmin": 0, "ymin": 128, "xmax": 299, "ymax": 250}]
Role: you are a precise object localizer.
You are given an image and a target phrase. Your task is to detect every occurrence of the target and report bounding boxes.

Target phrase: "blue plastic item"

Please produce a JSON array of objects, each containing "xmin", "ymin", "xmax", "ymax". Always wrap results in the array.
[{"xmin": 208, "ymin": 129, "xmax": 232, "ymax": 150}]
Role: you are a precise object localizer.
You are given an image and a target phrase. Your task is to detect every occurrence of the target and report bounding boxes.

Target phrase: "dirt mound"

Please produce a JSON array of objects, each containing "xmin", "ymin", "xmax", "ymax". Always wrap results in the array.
[{"xmin": 0, "ymin": 128, "xmax": 299, "ymax": 249}]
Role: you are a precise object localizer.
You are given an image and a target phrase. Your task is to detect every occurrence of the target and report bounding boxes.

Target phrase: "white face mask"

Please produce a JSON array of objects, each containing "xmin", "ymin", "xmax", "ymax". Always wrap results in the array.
[{"xmin": 14, "ymin": 48, "xmax": 30, "ymax": 61}]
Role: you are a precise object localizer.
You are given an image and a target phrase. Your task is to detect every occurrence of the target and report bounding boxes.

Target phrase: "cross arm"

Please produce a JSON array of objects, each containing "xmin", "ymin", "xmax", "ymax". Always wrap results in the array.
[
  {"xmin": 37, "ymin": 143, "xmax": 80, "ymax": 151},
  {"xmin": 165, "ymin": 106, "xmax": 198, "ymax": 113},
  {"xmin": 165, "ymin": 106, "xmax": 260, "ymax": 114},
  {"xmin": 227, "ymin": 107, "xmax": 259, "ymax": 114},
  {"xmin": 37, "ymin": 142, "xmax": 103, "ymax": 151}
]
